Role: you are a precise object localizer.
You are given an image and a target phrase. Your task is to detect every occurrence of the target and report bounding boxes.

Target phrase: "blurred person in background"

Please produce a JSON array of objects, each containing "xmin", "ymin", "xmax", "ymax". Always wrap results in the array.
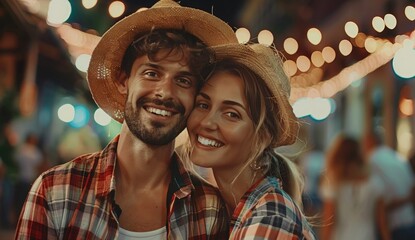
[
  {"xmin": 299, "ymin": 143, "xmax": 325, "ymax": 217},
  {"xmin": 13, "ymin": 133, "xmax": 43, "ymax": 222},
  {"xmin": 15, "ymin": 0, "xmax": 238, "ymax": 239},
  {"xmin": 0, "ymin": 121, "xmax": 18, "ymax": 229},
  {"xmin": 182, "ymin": 43, "xmax": 316, "ymax": 239},
  {"xmin": 320, "ymin": 134, "xmax": 390, "ymax": 240},
  {"xmin": 364, "ymin": 131, "xmax": 415, "ymax": 240}
]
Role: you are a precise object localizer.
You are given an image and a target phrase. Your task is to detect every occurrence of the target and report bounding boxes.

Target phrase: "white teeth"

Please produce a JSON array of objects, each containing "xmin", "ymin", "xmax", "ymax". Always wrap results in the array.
[
  {"xmin": 198, "ymin": 135, "xmax": 223, "ymax": 147},
  {"xmin": 146, "ymin": 107, "xmax": 172, "ymax": 116}
]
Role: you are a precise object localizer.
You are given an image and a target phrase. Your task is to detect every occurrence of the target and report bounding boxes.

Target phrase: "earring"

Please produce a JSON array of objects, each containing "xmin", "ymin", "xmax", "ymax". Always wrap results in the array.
[{"xmin": 250, "ymin": 160, "xmax": 262, "ymax": 171}]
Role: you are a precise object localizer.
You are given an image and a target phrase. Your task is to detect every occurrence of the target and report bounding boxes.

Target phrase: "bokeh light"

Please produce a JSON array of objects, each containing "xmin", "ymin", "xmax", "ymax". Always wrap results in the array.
[
  {"xmin": 75, "ymin": 54, "xmax": 91, "ymax": 73},
  {"xmin": 94, "ymin": 108, "xmax": 112, "ymax": 126},
  {"xmin": 284, "ymin": 38, "xmax": 299, "ymax": 55},
  {"xmin": 345, "ymin": 21, "xmax": 359, "ymax": 38},
  {"xmin": 58, "ymin": 103, "xmax": 75, "ymax": 122},
  {"xmin": 258, "ymin": 30, "xmax": 274, "ymax": 46},
  {"xmin": 372, "ymin": 16, "xmax": 385, "ymax": 32},
  {"xmin": 47, "ymin": 0, "xmax": 72, "ymax": 25},
  {"xmin": 296, "ymin": 55, "xmax": 311, "ymax": 72},
  {"xmin": 384, "ymin": 14, "xmax": 397, "ymax": 29},
  {"xmin": 307, "ymin": 28, "xmax": 322, "ymax": 45},
  {"xmin": 405, "ymin": 6, "xmax": 415, "ymax": 21},
  {"xmin": 108, "ymin": 1, "xmax": 125, "ymax": 18},
  {"xmin": 283, "ymin": 60, "xmax": 297, "ymax": 77},
  {"xmin": 82, "ymin": 0, "xmax": 97, "ymax": 9},
  {"xmin": 322, "ymin": 46, "xmax": 336, "ymax": 63},
  {"xmin": 392, "ymin": 47, "xmax": 415, "ymax": 79},
  {"xmin": 235, "ymin": 28, "xmax": 251, "ymax": 44},
  {"xmin": 311, "ymin": 51, "xmax": 324, "ymax": 67},
  {"xmin": 339, "ymin": 39, "xmax": 353, "ymax": 56},
  {"xmin": 69, "ymin": 105, "xmax": 90, "ymax": 128}
]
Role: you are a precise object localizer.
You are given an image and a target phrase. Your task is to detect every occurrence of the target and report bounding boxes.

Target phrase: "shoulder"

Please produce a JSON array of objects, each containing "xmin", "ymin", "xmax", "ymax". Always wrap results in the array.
[
  {"xmin": 254, "ymin": 190, "xmax": 302, "ymax": 222},
  {"xmin": 235, "ymin": 189, "xmax": 316, "ymax": 239},
  {"xmin": 33, "ymin": 152, "xmax": 101, "ymax": 199}
]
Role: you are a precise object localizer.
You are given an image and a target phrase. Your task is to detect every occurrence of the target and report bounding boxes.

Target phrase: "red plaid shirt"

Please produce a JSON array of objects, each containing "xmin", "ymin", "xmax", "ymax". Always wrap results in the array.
[
  {"xmin": 230, "ymin": 176, "xmax": 316, "ymax": 239},
  {"xmin": 15, "ymin": 135, "xmax": 228, "ymax": 239}
]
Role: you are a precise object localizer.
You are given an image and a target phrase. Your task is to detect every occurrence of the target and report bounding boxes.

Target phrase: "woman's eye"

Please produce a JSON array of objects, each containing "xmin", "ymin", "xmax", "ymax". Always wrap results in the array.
[
  {"xmin": 196, "ymin": 102, "xmax": 209, "ymax": 109},
  {"xmin": 225, "ymin": 112, "xmax": 240, "ymax": 119}
]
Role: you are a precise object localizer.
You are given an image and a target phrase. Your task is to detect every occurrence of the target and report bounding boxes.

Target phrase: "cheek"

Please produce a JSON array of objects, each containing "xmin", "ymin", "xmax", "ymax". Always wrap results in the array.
[
  {"xmin": 179, "ymin": 90, "xmax": 196, "ymax": 111},
  {"xmin": 225, "ymin": 125, "xmax": 255, "ymax": 146},
  {"xmin": 187, "ymin": 111, "xmax": 203, "ymax": 130}
]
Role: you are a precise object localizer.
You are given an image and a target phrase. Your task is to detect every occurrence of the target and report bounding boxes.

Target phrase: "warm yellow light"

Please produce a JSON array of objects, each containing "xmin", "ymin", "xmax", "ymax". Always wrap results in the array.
[
  {"xmin": 322, "ymin": 46, "xmax": 336, "ymax": 63},
  {"xmin": 258, "ymin": 30, "xmax": 274, "ymax": 46},
  {"xmin": 344, "ymin": 21, "xmax": 359, "ymax": 38},
  {"xmin": 339, "ymin": 39, "xmax": 353, "ymax": 56},
  {"xmin": 384, "ymin": 14, "xmax": 397, "ymax": 29},
  {"xmin": 307, "ymin": 28, "xmax": 322, "ymax": 45},
  {"xmin": 311, "ymin": 51, "xmax": 324, "ymax": 67},
  {"xmin": 108, "ymin": 1, "xmax": 125, "ymax": 18},
  {"xmin": 400, "ymin": 99, "xmax": 414, "ymax": 116},
  {"xmin": 235, "ymin": 28, "xmax": 251, "ymax": 44},
  {"xmin": 82, "ymin": 0, "xmax": 97, "ymax": 9},
  {"xmin": 283, "ymin": 60, "xmax": 297, "ymax": 77},
  {"xmin": 364, "ymin": 37, "xmax": 377, "ymax": 53},
  {"xmin": 136, "ymin": 7, "xmax": 148, "ymax": 12},
  {"xmin": 405, "ymin": 6, "xmax": 415, "ymax": 21},
  {"xmin": 296, "ymin": 55, "xmax": 311, "ymax": 72},
  {"xmin": 283, "ymin": 38, "xmax": 299, "ymax": 55},
  {"xmin": 372, "ymin": 16, "xmax": 385, "ymax": 32},
  {"xmin": 355, "ymin": 32, "xmax": 366, "ymax": 48}
]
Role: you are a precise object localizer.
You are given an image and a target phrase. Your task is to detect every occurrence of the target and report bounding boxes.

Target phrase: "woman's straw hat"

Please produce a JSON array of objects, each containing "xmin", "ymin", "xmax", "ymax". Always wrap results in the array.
[
  {"xmin": 87, "ymin": 0, "xmax": 237, "ymax": 122},
  {"xmin": 211, "ymin": 43, "xmax": 298, "ymax": 147}
]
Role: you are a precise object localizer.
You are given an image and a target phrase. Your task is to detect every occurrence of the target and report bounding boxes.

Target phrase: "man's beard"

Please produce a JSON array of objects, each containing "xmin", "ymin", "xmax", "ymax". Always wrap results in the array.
[{"xmin": 124, "ymin": 97, "xmax": 187, "ymax": 146}]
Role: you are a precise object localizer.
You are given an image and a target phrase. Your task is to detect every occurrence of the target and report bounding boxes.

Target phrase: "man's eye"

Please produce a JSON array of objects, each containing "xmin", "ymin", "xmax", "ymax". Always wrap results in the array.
[
  {"xmin": 143, "ymin": 70, "xmax": 158, "ymax": 78},
  {"xmin": 176, "ymin": 77, "xmax": 193, "ymax": 88}
]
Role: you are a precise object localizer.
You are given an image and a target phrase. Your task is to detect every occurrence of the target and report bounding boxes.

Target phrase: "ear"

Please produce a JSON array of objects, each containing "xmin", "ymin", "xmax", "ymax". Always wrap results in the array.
[{"xmin": 115, "ymin": 71, "xmax": 128, "ymax": 95}]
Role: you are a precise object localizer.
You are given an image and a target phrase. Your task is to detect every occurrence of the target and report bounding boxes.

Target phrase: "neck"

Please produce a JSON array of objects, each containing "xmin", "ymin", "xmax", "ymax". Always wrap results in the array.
[
  {"xmin": 213, "ymin": 166, "xmax": 263, "ymax": 214},
  {"xmin": 116, "ymin": 123, "xmax": 175, "ymax": 191}
]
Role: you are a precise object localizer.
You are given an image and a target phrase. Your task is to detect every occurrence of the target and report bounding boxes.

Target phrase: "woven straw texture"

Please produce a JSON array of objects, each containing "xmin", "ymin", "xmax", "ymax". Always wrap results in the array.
[
  {"xmin": 87, "ymin": 0, "xmax": 238, "ymax": 122},
  {"xmin": 212, "ymin": 43, "xmax": 298, "ymax": 147}
]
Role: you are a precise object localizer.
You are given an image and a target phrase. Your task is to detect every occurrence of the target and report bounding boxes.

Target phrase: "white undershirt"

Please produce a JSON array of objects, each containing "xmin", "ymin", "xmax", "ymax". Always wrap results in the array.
[{"xmin": 118, "ymin": 227, "xmax": 167, "ymax": 240}]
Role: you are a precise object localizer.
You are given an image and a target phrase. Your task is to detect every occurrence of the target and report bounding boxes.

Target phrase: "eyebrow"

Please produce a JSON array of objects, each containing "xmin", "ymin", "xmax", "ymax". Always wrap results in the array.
[{"xmin": 198, "ymin": 92, "xmax": 247, "ymax": 111}]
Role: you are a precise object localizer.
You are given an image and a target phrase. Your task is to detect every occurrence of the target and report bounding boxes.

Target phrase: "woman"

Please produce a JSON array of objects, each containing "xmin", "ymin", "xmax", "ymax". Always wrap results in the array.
[
  {"xmin": 182, "ymin": 43, "xmax": 316, "ymax": 239},
  {"xmin": 320, "ymin": 134, "xmax": 390, "ymax": 240}
]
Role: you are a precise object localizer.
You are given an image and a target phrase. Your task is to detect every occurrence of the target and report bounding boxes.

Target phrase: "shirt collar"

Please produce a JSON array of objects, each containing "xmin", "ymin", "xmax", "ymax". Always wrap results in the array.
[
  {"xmin": 94, "ymin": 136, "xmax": 195, "ymax": 199},
  {"xmin": 95, "ymin": 135, "xmax": 119, "ymax": 198},
  {"xmin": 168, "ymin": 152, "xmax": 195, "ymax": 199}
]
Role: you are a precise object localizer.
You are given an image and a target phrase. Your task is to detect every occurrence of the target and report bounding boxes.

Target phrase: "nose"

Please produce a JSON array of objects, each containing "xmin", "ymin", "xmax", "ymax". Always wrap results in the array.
[
  {"xmin": 155, "ymin": 77, "xmax": 174, "ymax": 99},
  {"xmin": 199, "ymin": 111, "xmax": 219, "ymax": 131}
]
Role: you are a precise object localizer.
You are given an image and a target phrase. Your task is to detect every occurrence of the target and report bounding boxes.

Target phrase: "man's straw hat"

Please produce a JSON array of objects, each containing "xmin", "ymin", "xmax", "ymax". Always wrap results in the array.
[
  {"xmin": 87, "ymin": 0, "xmax": 237, "ymax": 122},
  {"xmin": 211, "ymin": 43, "xmax": 298, "ymax": 147}
]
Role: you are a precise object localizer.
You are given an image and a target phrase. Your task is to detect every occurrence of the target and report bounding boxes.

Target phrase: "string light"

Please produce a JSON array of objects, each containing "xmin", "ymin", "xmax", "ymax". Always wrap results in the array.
[{"xmin": 235, "ymin": 28, "xmax": 251, "ymax": 44}]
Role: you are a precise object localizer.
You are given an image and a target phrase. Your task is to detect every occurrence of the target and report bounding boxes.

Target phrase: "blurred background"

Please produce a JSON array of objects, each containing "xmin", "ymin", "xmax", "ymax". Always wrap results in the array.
[{"xmin": 1, "ymin": 0, "xmax": 415, "ymax": 239}]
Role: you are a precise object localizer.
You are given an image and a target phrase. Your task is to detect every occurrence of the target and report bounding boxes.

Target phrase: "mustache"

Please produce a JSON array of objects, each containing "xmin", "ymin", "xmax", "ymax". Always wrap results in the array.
[{"xmin": 138, "ymin": 98, "xmax": 185, "ymax": 113}]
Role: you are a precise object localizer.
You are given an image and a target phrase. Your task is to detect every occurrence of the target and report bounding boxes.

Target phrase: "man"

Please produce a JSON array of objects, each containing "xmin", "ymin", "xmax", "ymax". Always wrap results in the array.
[
  {"xmin": 15, "ymin": 0, "xmax": 237, "ymax": 239},
  {"xmin": 364, "ymin": 131, "xmax": 415, "ymax": 240}
]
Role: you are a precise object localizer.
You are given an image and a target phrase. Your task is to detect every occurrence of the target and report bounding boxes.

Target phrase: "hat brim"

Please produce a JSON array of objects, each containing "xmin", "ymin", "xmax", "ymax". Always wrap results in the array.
[
  {"xmin": 88, "ymin": 4, "xmax": 237, "ymax": 122},
  {"xmin": 211, "ymin": 44, "xmax": 298, "ymax": 147}
]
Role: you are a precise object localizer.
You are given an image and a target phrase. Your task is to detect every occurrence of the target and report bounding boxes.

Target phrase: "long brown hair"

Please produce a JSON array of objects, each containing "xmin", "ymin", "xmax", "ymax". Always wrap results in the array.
[
  {"xmin": 182, "ymin": 60, "xmax": 304, "ymax": 206},
  {"xmin": 326, "ymin": 134, "xmax": 369, "ymax": 184}
]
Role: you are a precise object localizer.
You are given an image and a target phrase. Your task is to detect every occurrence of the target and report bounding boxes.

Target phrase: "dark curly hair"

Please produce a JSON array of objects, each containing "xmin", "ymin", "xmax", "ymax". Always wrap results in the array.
[{"xmin": 121, "ymin": 29, "xmax": 213, "ymax": 90}]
